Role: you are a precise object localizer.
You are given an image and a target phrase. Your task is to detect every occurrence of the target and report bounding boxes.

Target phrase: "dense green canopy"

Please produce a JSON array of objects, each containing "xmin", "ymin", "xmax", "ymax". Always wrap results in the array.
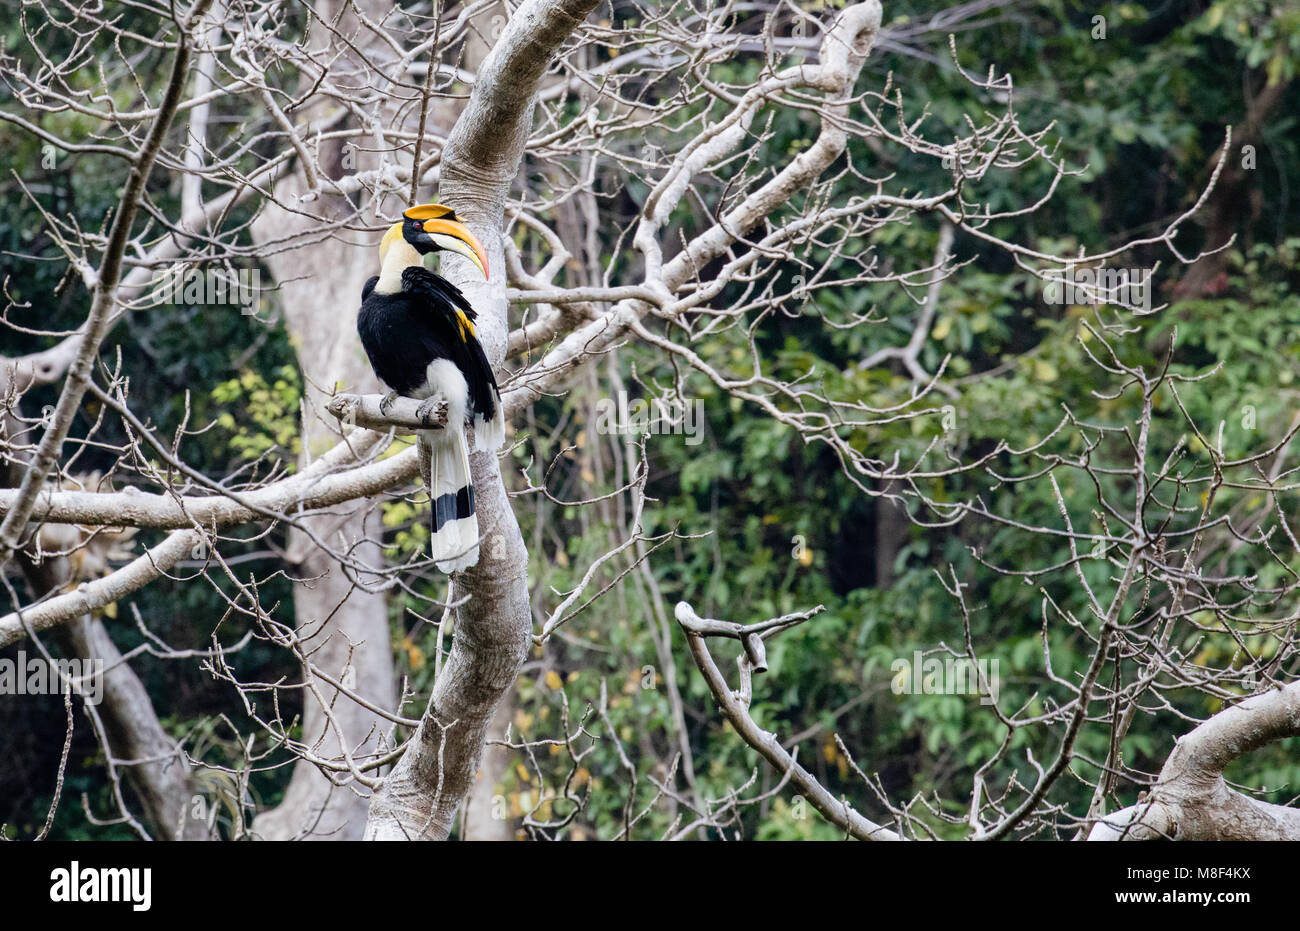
[{"xmin": 1, "ymin": 0, "xmax": 1297, "ymax": 839}]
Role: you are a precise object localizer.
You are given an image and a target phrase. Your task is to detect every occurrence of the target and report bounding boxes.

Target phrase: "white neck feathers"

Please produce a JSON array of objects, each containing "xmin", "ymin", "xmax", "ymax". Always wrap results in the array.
[{"xmin": 375, "ymin": 240, "xmax": 423, "ymax": 294}]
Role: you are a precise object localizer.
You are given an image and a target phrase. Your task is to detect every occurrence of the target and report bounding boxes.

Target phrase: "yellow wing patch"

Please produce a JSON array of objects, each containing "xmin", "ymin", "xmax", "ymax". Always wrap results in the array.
[{"xmin": 455, "ymin": 310, "xmax": 476, "ymax": 341}]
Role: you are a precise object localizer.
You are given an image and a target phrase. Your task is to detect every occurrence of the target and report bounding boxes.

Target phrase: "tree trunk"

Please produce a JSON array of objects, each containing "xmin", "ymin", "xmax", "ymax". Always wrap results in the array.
[
  {"xmin": 249, "ymin": 179, "xmax": 396, "ymax": 841},
  {"xmin": 365, "ymin": 0, "xmax": 603, "ymax": 840},
  {"xmin": 461, "ymin": 691, "xmax": 515, "ymax": 841}
]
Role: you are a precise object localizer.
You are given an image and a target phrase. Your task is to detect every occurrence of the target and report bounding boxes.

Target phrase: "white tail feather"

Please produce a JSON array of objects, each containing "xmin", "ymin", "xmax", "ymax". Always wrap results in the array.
[
  {"xmin": 473, "ymin": 399, "xmax": 506, "ymax": 453},
  {"xmin": 424, "ymin": 426, "xmax": 479, "ymax": 572}
]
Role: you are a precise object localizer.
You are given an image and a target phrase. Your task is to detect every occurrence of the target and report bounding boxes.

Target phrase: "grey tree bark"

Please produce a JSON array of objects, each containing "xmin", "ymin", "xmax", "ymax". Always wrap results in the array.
[
  {"xmin": 1089, "ymin": 682, "xmax": 1300, "ymax": 841},
  {"xmin": 461, "ymin": 694, "xmax": 515, "ymax": 841},
  {"xmin": 364, "ymin": 0, "xmax": 602, "ymax": 840},
  {"xmin": 15, "ymin": 547, "xmax": 209, "ymax": 840},
  {"xmin": 3, "ymin": 392, "xmax": 208, "ymax": 839},
  {"xmin": 246, "ymin": 0, "xmax": 399, "ymax": 839},
  {"xmin": 249, "ymin": 177, "xmax": 397, "ymax": 840},
  {"xmin": 59, "ymin": 615, "xmax": 213, "ymax": 840}
]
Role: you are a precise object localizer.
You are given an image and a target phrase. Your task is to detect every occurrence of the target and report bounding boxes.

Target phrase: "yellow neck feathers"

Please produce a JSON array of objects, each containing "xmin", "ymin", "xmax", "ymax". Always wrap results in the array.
[{"xmin": 375, "ymin": 223, "xmax": 421, "ymax": 294}]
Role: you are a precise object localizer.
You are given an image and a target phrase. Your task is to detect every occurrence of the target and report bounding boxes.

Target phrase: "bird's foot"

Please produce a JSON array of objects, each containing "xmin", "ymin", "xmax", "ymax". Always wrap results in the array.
[
  {"xmin": 415, "ymin": 395, "xmax": 444, "ymax": 426},
  {"xmin": 379, "ymin": 390, "xmax": 399, "ymax": 416}
]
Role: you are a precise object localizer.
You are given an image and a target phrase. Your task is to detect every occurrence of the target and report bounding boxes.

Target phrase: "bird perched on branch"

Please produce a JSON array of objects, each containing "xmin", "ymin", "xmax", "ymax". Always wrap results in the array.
[{"xmin": 357, "ymin": 203, "xmax": 506, "ymax": 572}]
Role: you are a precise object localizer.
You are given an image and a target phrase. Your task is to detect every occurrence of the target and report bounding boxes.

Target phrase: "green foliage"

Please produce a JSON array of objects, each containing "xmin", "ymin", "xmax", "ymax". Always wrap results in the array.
[
  {"xmin": 210, "ymin": 366, "xmax": 303, "ymax": 463},
  {"xmin": 485, "ymin": 1, "xmax": 1300, "ymax": 839},
  {"xmin": 4, "ymin": 0, "xmax": 1299, "ymax": 841}
]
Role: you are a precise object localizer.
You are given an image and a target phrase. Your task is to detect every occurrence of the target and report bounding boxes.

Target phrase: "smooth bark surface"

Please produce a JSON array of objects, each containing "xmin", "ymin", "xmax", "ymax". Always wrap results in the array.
[
  {"xmin": 364, "ymin": 0, "xmax": 602, "ymax": 840},
  {"xmin": 250, "ymin": 180, "xmax": 396, "ymax": 840},
  {"xmin": 1089, "ymin": 682, "xmax": 1300, "ymax": 841}
]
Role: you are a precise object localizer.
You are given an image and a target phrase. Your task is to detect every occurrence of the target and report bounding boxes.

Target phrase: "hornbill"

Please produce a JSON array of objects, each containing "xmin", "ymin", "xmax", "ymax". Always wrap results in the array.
[{"xmin": 357, "ymin": 203, "xmax": 505, "ymax": 572}]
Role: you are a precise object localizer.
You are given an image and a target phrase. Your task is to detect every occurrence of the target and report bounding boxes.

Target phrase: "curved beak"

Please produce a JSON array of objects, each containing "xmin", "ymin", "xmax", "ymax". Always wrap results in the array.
[{"xmin": 421, "ymin": 218, "xmax": 489, "ymax": 280}]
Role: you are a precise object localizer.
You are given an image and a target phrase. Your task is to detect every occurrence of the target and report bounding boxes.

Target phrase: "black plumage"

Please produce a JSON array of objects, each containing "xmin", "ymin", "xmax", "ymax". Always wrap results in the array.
[
  {"xmin": 356, "ymin": 266, "xmax": 499, "ymax": 425},
  {"xmin": 357, "ymin": 205, "xmax": 502, "ymax": 572}
]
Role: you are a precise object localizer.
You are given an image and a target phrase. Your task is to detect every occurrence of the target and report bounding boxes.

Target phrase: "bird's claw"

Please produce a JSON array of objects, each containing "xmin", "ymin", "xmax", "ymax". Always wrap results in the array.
[
  {"xmin": 379, "ymin": 391, "xmax": 399, "ymax": 416},
  {"xmin": 415, "ymin": 396, "xmax": 443, "ymax": 425}
]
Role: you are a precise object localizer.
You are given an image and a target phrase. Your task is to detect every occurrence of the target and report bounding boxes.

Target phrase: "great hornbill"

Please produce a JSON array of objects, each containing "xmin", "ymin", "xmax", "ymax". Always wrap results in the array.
[{"xmin": 357, "ymin": 203, "xmax": 505, "ymax": 572}]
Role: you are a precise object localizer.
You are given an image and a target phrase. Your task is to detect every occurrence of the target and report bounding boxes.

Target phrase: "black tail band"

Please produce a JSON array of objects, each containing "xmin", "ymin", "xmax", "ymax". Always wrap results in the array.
[{"xmin": 432, "ymin": 485, "xmax": 475, "ymax": 532}]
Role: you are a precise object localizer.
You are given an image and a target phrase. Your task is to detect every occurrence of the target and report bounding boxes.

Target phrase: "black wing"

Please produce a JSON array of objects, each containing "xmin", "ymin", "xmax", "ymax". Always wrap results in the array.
[
  {"xmin": 361, "ymin": 275, "xmax": 379, "ymax": 303},
  {"xmin": 358, "ymin": 279, "xmax": 461, "ymax": 398},
  {"xmin": 400, "ymin": 267, "xmax": 498, "ymax": 421},
  {"xmin": 401, "ymin": 266, "xmax": 476, "ymax": 320}
]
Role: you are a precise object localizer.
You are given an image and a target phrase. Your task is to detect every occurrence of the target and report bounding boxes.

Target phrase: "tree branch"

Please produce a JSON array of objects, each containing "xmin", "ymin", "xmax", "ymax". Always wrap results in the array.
[
  {"xmin": 676, "ymin": 601, "xmax": 900, "ymax": 841},
  {"xmin": 365, "ymin": 0, "xmax": 603, "ymax": 841},
  {"xmin": 0, "ymin": 0, "xmax": 216, "ymax": 565},
  {"xmin": 1089, "ymin": 682, "xmax": 1300, "ymax": 841},
  {"xmin": 326, "ymin": 393, "xmax": 448, "ymax": 434}
]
